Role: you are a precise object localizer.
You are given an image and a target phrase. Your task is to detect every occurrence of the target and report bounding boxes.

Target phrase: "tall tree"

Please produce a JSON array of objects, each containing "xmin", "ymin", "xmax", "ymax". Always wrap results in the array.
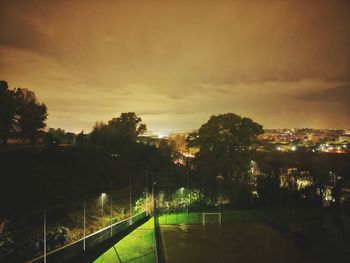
[
  {"xmin": 0, "ymin": 81, "xmax": 14, "ymax": 145},
  {"xmin": 14, "ymin": 88, "xmax": 48, "ymax": 143},
  {"xmin": 186, "ymin": 113, "xmax": 263, "ymax": 201},
  {"xmin": 107, "ymin": 112, "xmax": 146, "ymax": 141},
  {"xmin": 90, "ymin": 112, "xmax": 147, "ymax": 149}
]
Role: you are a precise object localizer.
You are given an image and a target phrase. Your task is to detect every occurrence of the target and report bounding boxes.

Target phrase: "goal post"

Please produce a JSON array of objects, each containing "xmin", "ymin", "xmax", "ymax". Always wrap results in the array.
[{"xmin": 202, "ymin": 212, "xmax": 222, "ymax": 226}]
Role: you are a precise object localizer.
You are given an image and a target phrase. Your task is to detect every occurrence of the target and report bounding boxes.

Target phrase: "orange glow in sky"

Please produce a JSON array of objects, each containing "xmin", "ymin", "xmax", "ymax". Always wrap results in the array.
[{"xmin": 1, "ymin": 1, "xmax": 349, "ymax": 133}]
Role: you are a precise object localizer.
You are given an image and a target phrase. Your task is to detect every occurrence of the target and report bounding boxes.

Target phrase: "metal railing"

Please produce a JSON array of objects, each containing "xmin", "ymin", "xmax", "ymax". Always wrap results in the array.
[{"xmin": 26, "ymin": 211, "xmax": 147, "ymax": 263}]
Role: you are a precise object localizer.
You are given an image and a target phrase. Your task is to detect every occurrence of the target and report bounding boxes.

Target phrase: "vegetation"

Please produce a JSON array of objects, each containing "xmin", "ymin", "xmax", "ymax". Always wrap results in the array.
[
  {"xmin": 90, "ymin": 112, "xmax": 147, "ymax": 151},
  {"xmin": 1, "ymin": 79, "xmax": 349, "ymax": 262},
  {"xmin": 0, "ymin": 89, "xmax": 182, "ymax": 262},
  {"xmin": 185, "ymin": 113, "xmax": 263, "ymax": 204},
  {"xmin": 0, "ymin": 81, "xmax": 15, "ymax": 145},
  {"xmin": 0, "ymin": 81, "xmax": 47, "ymax": 144}
]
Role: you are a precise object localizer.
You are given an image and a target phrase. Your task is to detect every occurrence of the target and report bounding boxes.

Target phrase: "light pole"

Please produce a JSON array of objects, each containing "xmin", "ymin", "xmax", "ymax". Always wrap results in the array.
[
  {"xmin": 43, "ymin": 200, "xmax": 47, "ymax": 263},
  {"xmin": 101, "ymin": 193, "xmax": 106, "ymax": 227},
  {"xmin": 129, "ymin": 175, "xmax": 132, "ymax": 225},
  {"xmin": 186, "ymin": 160, "xmax": 191, "ymax": 224},
  {"xmin": 110, "ymin": 182, "xmax": 113, "ymax": 236},
  {"xmin": 152, "ymin": 182, "xmax": 157, "ymax": 216},
  {"xmin": 83, "ymin": 189, "xmax": 86, "ymax": 251},
  {"xmin": 180, "ymin": 187, "xmax": 185, "ymax": 212},
  {"xmin": 146, "ymin": 170, "xmax": 149, "ymax": 216},
  {"xmin": 187, "ymin": 166, "xmax": 190, "ymax": 213}
]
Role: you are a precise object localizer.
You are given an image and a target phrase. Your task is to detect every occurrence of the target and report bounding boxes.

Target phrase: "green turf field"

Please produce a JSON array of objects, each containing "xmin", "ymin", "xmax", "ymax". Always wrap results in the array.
[{"xmin": 93, "ymin": 218, "xmax": 156, "ymax": 263}]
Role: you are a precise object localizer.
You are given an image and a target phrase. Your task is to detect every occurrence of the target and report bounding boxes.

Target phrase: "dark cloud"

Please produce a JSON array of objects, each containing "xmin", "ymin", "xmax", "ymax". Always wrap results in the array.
[
  {"xmin": 297, "ymin": 85, "xmax": 350, "ymax": 103},
  {"xmin": 0, "ymin": 1, "xmax": 52, "ymax": 55},
  {"xmin": 1, "ymin": 1, "xmax": 350, "ymax": 130}
]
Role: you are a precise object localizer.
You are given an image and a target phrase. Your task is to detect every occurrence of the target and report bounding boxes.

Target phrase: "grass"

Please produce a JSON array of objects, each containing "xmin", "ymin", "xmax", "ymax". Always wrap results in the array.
[{"xmin": 93, "ymin": 218, "xmax": 156, "ymax": 263}]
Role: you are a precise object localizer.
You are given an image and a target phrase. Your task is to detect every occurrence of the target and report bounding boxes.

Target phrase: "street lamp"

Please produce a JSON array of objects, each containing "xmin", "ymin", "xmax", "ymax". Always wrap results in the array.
[
  {"xmin": 146, "ymin": 171, "xmax": 149, "ymax": 216},
  {"xmin": 43, "ymin": 200, "xmax": 47, "ymax": 263},
  {"xmin": 129, "ymin": 175, "xmax": 132, "ymax": 225},
  {"xmin": 110, "ymin": 182, "xmax": 113, "ymax": 236},
  {"xmin": 101, "ymin": 193, "xmax": 106, "ymax": 227},
  {"xmin": 83, "ymin": 189, "xmax": 86, "ymax": 251}
]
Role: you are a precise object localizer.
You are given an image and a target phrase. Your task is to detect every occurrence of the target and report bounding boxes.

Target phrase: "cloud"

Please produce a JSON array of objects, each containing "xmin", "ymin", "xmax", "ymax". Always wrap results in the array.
[
  {"xmin": 0, "ymin": 2, "xmax": 53, "ymax": 56},
  {"xmin": 297, "ymin": 85, "xmax": 350, "ymax": 106},
  {"xmin": 1, "ymin": 1, "xmax": 350, "ymax": 131}
]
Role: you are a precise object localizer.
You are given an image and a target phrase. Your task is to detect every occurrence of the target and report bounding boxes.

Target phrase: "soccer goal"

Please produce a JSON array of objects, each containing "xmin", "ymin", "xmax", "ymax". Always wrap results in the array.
[{"xmin": 202, "ymin": 212, "xmax": 222, "ymax": 226}]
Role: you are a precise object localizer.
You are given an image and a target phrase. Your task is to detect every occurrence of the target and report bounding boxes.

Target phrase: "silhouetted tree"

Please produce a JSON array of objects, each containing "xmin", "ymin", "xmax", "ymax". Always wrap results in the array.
[
  {"xmin": 0, "ymin": 81, "xmax": 15, "ymax": 145},
  {"xmin": 187, "ymin": 113, "xmax": 263, "ymax": 203},
  {"xmin": 107, "ymin": 112, "xmax": 146, "ymax": 141},
  {"xmin": 14, "ymin": 88, "xmax": 48, "ymax": 143},
  {"xmin": 90, "ymin": 112, "xmax": 146, "ymax": 150},
  {"xmin": 76, "ymin": 130, "xmax": 86, "ymax": 147}
]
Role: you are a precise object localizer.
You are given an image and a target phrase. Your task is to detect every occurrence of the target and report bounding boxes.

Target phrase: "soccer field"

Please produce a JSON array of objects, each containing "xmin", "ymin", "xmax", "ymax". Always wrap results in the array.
[
  {"xmin": 160, "ymin": 223, "xmax": 312, "ymax": 263},
  {"xmin": 92, "ymin": 209, "xmax": 349, "ymax": 262}
]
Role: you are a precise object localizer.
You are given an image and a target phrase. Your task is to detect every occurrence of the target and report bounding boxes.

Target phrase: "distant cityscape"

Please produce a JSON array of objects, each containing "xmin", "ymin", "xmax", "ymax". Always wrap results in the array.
[
  {"xmin": 143, "ymin": 128, "xmax": 350, "ymax": 155},
  {"xmin": 258, "ymin": 128, "xmax": 350, "ymax": 153},
  {"xmin": 3, "ymin": 128, "xmax": 349, "ymax": 156}
]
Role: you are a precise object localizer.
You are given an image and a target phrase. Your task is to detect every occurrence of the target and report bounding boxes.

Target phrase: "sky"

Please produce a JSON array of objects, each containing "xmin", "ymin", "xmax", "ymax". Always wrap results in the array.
[{"xmin": 1, "ymin": 0, "xmax": 350, "ymax": 134}]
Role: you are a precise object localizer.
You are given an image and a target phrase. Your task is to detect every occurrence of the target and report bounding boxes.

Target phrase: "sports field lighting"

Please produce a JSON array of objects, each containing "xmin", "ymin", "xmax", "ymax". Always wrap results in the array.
[
  {"xmin": 101, "ymin": 193, "xmax": 106, "ymax": 226},
  {"xmin": 83, "ymin": 189, "xmax": 86, "ymax": 251},
  {"xmin": 180, "ymin": 187, "xmax": 185, "ymax": 194},
  {"xmin": 129, "ymin": 175, "xmax": 132, "ymax": 222}
]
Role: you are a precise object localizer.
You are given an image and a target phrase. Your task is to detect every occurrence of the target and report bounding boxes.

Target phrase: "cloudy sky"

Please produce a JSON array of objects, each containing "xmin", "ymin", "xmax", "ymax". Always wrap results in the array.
[{"xmin": 1, "ymin": 0, "xmax": 349, "ymax": 133}]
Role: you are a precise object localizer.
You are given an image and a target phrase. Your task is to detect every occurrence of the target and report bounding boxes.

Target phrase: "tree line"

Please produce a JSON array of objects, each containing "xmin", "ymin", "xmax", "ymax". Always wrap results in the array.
[{"xmin": 4, "ymin": 79, "xmax": 345, "ymax": 211}]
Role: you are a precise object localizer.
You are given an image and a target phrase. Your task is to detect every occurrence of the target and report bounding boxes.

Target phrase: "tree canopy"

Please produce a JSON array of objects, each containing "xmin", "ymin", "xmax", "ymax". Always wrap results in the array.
[
  {"xmin": 107, "ymin": 112, "xmax": 147, "ymax": 140},
  {"xmin": 0, "ymin": 81, "xmax": 48, "ymax": 144},
  {"xmin": 0, "ymin": 81, "xmax": 14, "ymax": 144},
  {"xmin": 14, "ymin": 88, "xmax": 48, "ymax": 143},
  {"xmin": 186, "ymin": 113, "xmax": 263, "ymax": 199},
  {"xmin": 90, "ymin": 112, "xmax": 147, "ymax": 150}
]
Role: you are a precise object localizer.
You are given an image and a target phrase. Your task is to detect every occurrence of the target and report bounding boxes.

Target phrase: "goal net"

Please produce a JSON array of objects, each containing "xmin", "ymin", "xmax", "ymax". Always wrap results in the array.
[{"xmin": 202, "ymin": 212, "xmax": 222, "ymax": 225}]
